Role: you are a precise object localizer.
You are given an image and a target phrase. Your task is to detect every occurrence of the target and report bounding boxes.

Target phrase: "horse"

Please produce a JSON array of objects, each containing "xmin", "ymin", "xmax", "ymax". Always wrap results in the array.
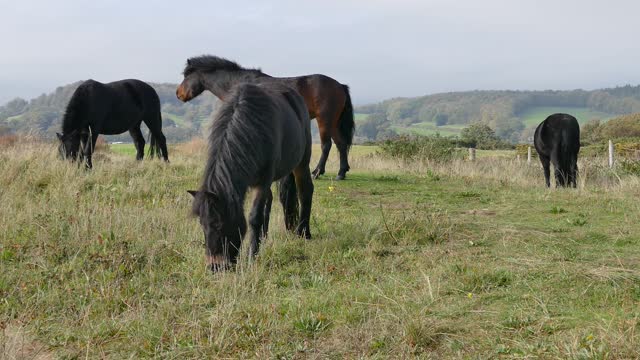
[
  {"xmin": 185, "ymin": 82, "xmax": 314, "ymax": 272},
  {"xmin": 176, "ymin": 55, "xmax": 355, "ymax": 180},
  {"xmin": 534, "ymin": 113, "xmax": 580, "ymax": 188},
  {"xmin": 56, "ymin": 79, "xmax": 169, "ymax": 168}
]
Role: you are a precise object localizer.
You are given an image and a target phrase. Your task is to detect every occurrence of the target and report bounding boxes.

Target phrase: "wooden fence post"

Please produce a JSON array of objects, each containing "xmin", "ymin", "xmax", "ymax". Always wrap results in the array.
[
  {"xmin": 468, "ymin": 148, "xmax": 476, "ymax": 161},
  {"xmin": 608, "ymin": 140, "xmax": 614, "ymax": 168},
  {"xmin": 527, "ymin": 146, "xmax": 532, "ymax": 165}
]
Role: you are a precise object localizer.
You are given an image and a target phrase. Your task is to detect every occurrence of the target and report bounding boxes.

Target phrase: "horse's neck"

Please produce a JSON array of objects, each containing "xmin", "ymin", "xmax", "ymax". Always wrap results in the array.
[{"xmin": 204, "ymin": 71, "xmax": 266, "ymax": 100}]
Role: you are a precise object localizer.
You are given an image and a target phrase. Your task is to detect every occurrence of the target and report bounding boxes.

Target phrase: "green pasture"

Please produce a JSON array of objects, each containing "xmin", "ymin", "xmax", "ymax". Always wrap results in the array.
[{"xmin": 1, "ymin": 142, "xmax": 639, "ymax": 358}]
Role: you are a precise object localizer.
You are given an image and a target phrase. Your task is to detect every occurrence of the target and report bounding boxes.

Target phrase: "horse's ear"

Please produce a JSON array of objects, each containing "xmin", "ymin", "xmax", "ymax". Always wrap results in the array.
[
  {"xmin": 187, "ymin": 59, "xmax": 192, "ymax": 66},
  {"xmin": 204, "ymin": 191, "xmax": 219, "ymax": 201},
  {"xmin": 56, "ymin": 133, "xmax": 63, "ymax": 141},
  {"xmin": 187, "ymin": 190, "xmax": 198, "ymax": 198}
]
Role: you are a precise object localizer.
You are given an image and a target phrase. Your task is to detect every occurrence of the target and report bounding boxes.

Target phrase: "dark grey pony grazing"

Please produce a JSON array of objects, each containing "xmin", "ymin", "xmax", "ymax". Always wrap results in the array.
[
  {"xmin": 185, "ymin": 82, "xmax": 314, "ymax": 272},
  {"xmin": 57, "ymin": 79, "xmax": 169, "ymax": 168},
  {"xmin": 534, "ymin": 113, "xmax": 580, "ymax": 187}
]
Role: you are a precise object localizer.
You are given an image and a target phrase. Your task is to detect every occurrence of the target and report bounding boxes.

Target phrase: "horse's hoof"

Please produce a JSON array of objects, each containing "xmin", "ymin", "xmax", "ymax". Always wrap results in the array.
[
  {"xmin": 295, "ymin": 226, "xmax": 311, "ymax": 239},
  {"xmin": 335, "ymin": 174, "xmax": 346, "ymax": 181},
  {"xmin": 210, "ymin": 262, "xmax": 233, "ymax": 273}
]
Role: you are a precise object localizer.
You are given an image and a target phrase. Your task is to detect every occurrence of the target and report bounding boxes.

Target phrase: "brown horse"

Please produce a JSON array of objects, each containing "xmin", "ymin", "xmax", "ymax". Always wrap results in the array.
[{"xmin": 176, "ymin": 55, "xmax": 355, "ymax": 180}]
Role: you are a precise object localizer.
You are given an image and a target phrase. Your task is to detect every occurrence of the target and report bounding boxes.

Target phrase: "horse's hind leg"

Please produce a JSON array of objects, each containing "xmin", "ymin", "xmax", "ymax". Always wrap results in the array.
[
  {"xmin": 155, "ymin": 131, "xmax": 169, "ymax": 162},
  {"xmin": 129, "ymin": 127, "xmax": 145, "ymax": 161},
  {"xmin": 540, "ymin": 155, "xmax": 551, "ymax": 188},
  {"xmin": 334, "ymin": 140, "xmax": 350, "ymax": 181},
  {"xmin": 248, "ymin": 184, "xmax": 272, "ymax": 257},
  {"xmin": 312, "ymin": 122, "xmax": 332, "ymax": 179},
  {"xmin": 279, "ymin": 174, "xmax": 299, "ymax": 231},
  {"xmin": 330, "ymin": 118, "xmax": 351, "ymax": 181},
  {"xmin": 570, "ymin": 154, "xmax": 578, "ymax": 188},
  {"xmin": 293, "ymin": 166, "xmax": 314, "ymax": 239}
]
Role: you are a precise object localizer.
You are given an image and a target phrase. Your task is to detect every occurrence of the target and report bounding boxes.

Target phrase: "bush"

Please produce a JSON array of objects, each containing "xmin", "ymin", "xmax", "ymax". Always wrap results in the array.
[
  {"xmin": 581, "ymin": 138, "xmax": 640, "ymax": 159},
  {"xmin": 620, "ymin": 159, "xmax": 640, "ymax": 175},
  {"xmin": 378, "ymin": 135, "xmax": 463, "ymax": 162},
  {"xmin": 460, "ymin": 123, "xmax": 512, "ymax": 150}
]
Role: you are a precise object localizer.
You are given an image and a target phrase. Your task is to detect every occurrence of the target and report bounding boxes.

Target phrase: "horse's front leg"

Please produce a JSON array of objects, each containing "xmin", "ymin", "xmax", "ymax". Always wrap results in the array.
[
  {"xmin": 83, "ymin": 132, "xmax": 99, "ymax": 169},
  {"xmin": 248, "ymin": 184, "xmax": 272, "ymax": 258}
]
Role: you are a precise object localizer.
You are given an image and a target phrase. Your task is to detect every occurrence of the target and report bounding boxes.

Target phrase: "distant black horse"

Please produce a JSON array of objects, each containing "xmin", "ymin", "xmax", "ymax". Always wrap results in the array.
[
  {"xmin": 176, "ymin": 55, "xmax": 355, "ymax": 180},
  {"xmin": 186, "ymin": 82, "xmax": 314, "ymax": 272},
  {"xmin": 57, "ymin": 79, "xmax": 169, "ymax": 168},
  {"xmin": 534, "ymin": 113, "xmax": 580, "ymax": 187}
]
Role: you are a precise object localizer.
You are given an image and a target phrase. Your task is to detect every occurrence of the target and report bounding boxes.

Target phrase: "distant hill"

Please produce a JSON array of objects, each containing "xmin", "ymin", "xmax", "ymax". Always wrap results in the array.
[
  {"xmin": 3, "ymin": 82, "xmax": 640, "ymax": 143},
  {"xmin": 354, "ymin": 86, "xmax": 640, "ymax": 143}
]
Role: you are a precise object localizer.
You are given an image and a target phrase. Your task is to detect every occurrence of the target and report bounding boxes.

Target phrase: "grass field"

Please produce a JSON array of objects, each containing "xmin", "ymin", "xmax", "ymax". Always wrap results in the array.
[
  {"xmin": 2, "ymin": 141, "xmax": 640, "ymax": 358},
  {"xmin": 519, "ymin": 107, "xmax": 614, "ymax": 127}
]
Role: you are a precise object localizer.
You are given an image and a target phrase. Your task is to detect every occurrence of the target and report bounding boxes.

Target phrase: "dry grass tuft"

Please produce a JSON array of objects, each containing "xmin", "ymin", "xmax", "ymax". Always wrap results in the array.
[{"xmin": 175, "ymin": 137, "xmax": 207, "ymax": 156}]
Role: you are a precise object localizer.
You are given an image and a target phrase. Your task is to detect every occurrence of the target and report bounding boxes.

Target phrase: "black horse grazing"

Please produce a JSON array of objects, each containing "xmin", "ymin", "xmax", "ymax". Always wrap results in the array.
[
  {"xmin": 534, "ymin": 113, "xmax": 580, "ymax": 188},
  {"xmin": 186, "ymin": 82, "xmax": 314, "ymax": 272},
  {"xmin": 57, "ymin": 79, "xmax": 169, "ymax": 168},
  {"xmin": 176, "ymin": 55, "xmax": 355, "ymax": 180}
]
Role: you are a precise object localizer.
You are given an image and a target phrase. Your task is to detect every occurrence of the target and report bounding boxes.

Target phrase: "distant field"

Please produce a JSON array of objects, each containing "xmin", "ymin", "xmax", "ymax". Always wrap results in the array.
[
  {"xmin": 519, "ymin": 106, "xmax": 614, "ymax": 127},
  {"xmin": 5, "ymin": 114, "xmax": 23, "ymax": 122},
  {"xmin": 162, "ymin": 112, "xmax": 187, "ymax": 127},
  {"xmin": 354, "ymin": 113, "xmax": 369, "ymax": 123}
]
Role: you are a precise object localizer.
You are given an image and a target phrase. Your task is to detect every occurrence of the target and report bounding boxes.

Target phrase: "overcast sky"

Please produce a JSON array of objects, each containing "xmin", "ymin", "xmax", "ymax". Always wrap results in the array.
[{"xmin": 1, "ymin": 0, "xmax": 639, "ymax": 105}]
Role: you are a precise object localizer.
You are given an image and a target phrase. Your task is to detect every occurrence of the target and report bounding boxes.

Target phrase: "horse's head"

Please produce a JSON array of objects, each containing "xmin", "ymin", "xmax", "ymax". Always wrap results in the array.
[
  {"xmin": 176, "ymin": 59, "xmax": 205, "ymax": 102},
  {"xmin": 188, "ymin": 190, "xmax": 246, "ymax": 272},
  {"xmin": 56, "ymin": 131, "xmax": 81, "ymax": 161}
]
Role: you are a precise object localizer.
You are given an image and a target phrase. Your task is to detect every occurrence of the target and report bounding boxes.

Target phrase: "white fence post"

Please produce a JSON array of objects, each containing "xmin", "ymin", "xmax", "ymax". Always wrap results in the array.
[
  {"xmin": 527, "ymin": 146, "xmax": 532, "ymax": 165},
  {"xmin": 469, "ymin": 148, "xmax": 476, "ymax": 161},
  {"xmin": 608, "ymin": 140, "xmax": 614, "ymax": 168}
]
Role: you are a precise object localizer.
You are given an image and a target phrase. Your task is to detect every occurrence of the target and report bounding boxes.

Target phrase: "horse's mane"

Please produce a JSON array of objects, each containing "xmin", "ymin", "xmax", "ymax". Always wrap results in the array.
[
  {"xmin": 183, "ymin": 55, "xmax": 266, "ymax": 76},
  {"xmin": 61, "ymin": 83, "xmax": 90, "ymax": 134},
  {"xmin": 193, "ymin": 83, "xmax": 276, "ymax": 219}
]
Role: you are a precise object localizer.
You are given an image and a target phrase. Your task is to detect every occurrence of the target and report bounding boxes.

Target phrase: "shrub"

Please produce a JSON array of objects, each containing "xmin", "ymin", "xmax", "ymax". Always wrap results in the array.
[
  {"xmin": 620, "ymin": 159, "xmax": 640, "ymax": 175},
  {"xmin": 378, "ymin": 135, "xmax": 463, "ymax": 162},
  {"xmin": 0, "ymin": 134, "xmax": 18, "ymax": 148},
  {"xmin": 515, "ymin": 144, "xmax": 537, "ymax": 158},
  {"xmin": 460, "ymin": 123, "xmax": 512, "ymax": 150}
]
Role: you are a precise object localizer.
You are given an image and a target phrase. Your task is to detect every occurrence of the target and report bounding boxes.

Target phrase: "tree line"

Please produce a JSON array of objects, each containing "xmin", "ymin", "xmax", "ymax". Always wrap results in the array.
[
  {"xmin": 3, "ymin": 82, "xmax": 640, "ymax": 144},
  {"xmin": 355, "ymin": 85, "xmax": 640, "ymax": 142}
]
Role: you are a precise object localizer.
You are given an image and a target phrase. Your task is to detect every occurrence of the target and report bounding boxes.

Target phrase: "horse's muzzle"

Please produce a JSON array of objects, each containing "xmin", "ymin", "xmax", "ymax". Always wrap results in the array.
[{"xmin": 176, "ymin": 86, "xmax": 190, "ymax": 102}]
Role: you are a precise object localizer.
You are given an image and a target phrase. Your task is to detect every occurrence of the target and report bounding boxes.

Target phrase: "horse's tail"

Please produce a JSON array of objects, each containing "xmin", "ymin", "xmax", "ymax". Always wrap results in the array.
[
  {"xmin": 279, "ymin": 173, "xmax": 299, "ymax": 231},
  {"xmin": 338, "ymin": 84, "xmax": 355, "ymax": 150},
  {"xmin": 559, "ymin": 120, "xmax": 579, "ymax": 186}
]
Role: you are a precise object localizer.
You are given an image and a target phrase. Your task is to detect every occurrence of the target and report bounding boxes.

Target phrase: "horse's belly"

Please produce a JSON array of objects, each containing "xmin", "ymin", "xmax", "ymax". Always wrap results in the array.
[
  {"xmin": 101, "ymin": 125, "xmax": 132, "ymax": 135},
  {"xmin": 101, "ymin": 110, "xmax": 143, "ymax": 134}
]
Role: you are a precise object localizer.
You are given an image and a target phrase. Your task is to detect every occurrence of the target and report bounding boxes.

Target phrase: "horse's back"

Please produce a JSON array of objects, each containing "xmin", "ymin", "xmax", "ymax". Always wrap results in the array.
[
  {"xmin": 535, "ymin": 113, "xmax": 580, "ymax": 156},
  {"xmin": 229, "ymin": 82, "xmax": 310, "ymax": 180},
  {"xmin": 107, "ymin": 79, "xmax": 159, "ymax": 104},
  {"xmin": 278, "ymin": 74, "xmax": 346, "ymax": 118}
]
